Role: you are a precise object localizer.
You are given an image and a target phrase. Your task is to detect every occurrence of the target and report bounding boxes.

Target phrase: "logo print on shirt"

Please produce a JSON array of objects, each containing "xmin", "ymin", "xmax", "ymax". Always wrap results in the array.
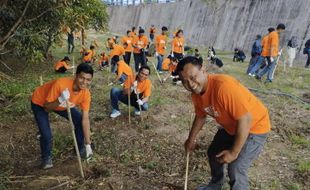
[{"xmin": 204, "ymin": 106, "xmax": 219, "ymax": 117}]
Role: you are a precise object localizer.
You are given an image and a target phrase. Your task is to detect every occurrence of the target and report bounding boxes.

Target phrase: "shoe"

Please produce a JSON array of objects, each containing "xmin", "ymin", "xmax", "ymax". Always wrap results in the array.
[
  {"xmin": 134, "ymin": 110, "xmax": 141, "ymax": 116},
  {"xmin": 110, "ymin": 109, "xmax": 121, "ymax": 118},
  {"xmin": 264, "ymin": 79, "xmax": 272, "ymax": 83},
  {"xmin": 197, "ymin": 183, "xmax": 222, "ymax": 190},
  {"xmin": 158, "ymin": 71, "xmax": 163, "ymax": 74},
  {"xmin": 42, "ymin": 157, "xmax": 53, "ymax": 169},
  {"xmin": 255, "ymin": 75, "xmax": 261, "ymax": 80}
]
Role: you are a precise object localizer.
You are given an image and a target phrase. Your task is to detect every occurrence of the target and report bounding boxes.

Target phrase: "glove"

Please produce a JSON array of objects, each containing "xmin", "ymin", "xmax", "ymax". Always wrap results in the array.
[
  {"xmin": 58, "ymin": 88, "xmax": 70, "ymax": 104},
  {"xmin": 133, "ymin": 80, "xmax": 138, "ymax": 87},
  {"xmin": 136, "ymin": 99, "xmax": 144, "ymax": 106},
  {"xmin": 85, "ymin": 144, "xmax": 93, "ymax": 160},
  {"xmin": 278, "ymin": 51, "xmax": 282, "ymax": 56},
  {"xmin": 155, "ymin": 52, "xmax": 159, "ymax": 57},
  {"xmin": 59, "ymin": 101, "xmax": 75, "ymax": 108},
  {"xmin": 270, "ymin": 57, "xmax": 274, "ymax": 62},
  {"xmin": 171, "ymin": 53, "xmax": 174, "ymax": 57}
]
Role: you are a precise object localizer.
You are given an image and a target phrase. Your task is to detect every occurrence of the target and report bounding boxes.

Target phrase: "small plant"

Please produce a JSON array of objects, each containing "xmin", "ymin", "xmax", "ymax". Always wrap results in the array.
[
  {"xmin": 290, "ymin": 135, "xmax": 310, "ymax": 146},
  {"xmin": 144, "ymin": 161, "xmax": 157, "ymax": 170},
  {"xmin": 296, "ymin": 160, "xmax": 310, "ymax": 173},
  {"xmin": 52, "ymin": 131, "xmax": 72, "ymax": 157}
]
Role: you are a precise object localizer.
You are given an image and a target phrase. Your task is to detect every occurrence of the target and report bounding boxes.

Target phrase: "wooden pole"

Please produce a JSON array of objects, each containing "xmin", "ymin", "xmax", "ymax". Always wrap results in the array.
[
  {"xmin": 40, "ymin": 76, "xmax": 43, "ymax": 85},
  {"xmin": 66, "ymin": 100, "xmax": 84, "ymax": 179},
  {"xmin": 128, "ymin": 87, "xmax": 131, "ymax": 124},
  {"xmin": 72, "ymin": 56, "xmax": 75, "ymax": 76}
]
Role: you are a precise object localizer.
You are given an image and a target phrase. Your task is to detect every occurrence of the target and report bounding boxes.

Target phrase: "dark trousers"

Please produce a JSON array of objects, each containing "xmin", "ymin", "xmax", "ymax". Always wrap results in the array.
[
  {"xmin": 123, "ymin": 51, "xmax": 131, "ymax": 65},
  {"xmin": 207, "ymin": 129, "xmax": 267, "ymax": 190},
  {"xmin": 55, "ymin": 66, "xmax": 67, "ymax": 73},
  {"xmin": 133, "ymin": 52, "xmax": 147, "ymax": 72},
  {"xmin": 173, "ymin": 52, "xmax": 183, "ymax": 61},
  {"xmin": 68, "ymin": 40, "xmax": 74, "ymax": 54},
  {"xmin": 31, "ymin": 102, "xmax": 84, "ymax": 161},
  {"xmin": 306, "ymin": 52, "xmax": 310, "ymax": 68}
]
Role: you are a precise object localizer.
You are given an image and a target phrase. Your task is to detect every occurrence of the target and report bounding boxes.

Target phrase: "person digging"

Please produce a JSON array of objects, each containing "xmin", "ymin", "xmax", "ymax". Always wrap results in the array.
[
  {"xmin": 176, "ymin": 56, "xmax": 270, "ymax": 190},
  {"xmin": 110, "ymin": 65, "xmax": 152, "ymax": 118},
  {"xmin": 31, "ymin": 63, "xmax": 94, "ymax": 169}
]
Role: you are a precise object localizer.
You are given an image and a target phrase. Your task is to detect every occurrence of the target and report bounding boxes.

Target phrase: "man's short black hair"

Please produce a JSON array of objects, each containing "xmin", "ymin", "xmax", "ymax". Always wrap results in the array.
[
  {"xmin": 176, "ymin": 29, "xmax": 183, "ymax": 37},
  {"xmin": 268, "ymin": 27, "xmax": 275, "ymax": 33},
  {"xmin": 127, "ymin": 30, "xmax": 131, "ymax": 34},
  {"xmin": 175, "ymin": 56, "xmax": 203, "ymax": 74},
  {"xmin": 277, "ymin": 23, "xmax": 286, "ymax": 30},
  {"xmin": 112, "ymin": 55, "xmax": 120, "ymax": 63},
  {"xmin": 256, "ymin": 35, "xmax": 262, "ymax": 39},
  {"xmin": 76, "ymin": 63, "xmax": 94, "ymax": 77},
  {"xmin": 90, "ymin": 45, "xmax": 95, "ymax": 49},
  {"xmin": 162, "ymin": 26, "xmax": 168, "ymax": 31},
  {"xmin": 139, "ymin": 65, "xmax": 151, "ymax": 75},
  {"xmin": 139, "ymin": 29, "xmax": 145, "ymax": 34}
]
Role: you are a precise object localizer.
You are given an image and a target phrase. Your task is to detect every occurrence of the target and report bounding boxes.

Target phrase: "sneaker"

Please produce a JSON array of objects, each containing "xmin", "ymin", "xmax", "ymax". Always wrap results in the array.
[
  {"xmin": 264, "ymin": 79, "xmax": 272, "ymax": 83},
  {"xmin": 158, "ymin": 71, "xmax": 163, "ymax": 74},
  {"xmin": 134, "ymin": 110, "xmax": 141, "ymax": 116},
  {"xmin": 42, "ymin": 157, "xmax": 53, "ymax": 169},
  {"xmin": 197, "ymin": 183, "xmax": 222, "ymax": 190},
  {"xmin": 110, "ymin": 110, "xmax": 121, "ymax": 118},
  {"xmin": 255, "ymin": 75, "xmax": 262, "ymax": 80}
]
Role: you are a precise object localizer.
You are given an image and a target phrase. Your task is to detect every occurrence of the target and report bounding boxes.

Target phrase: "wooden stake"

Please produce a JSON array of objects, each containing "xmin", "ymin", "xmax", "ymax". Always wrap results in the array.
[
  {"xmin": 72, "ymin": 56, "xmax": 75, "ymax": 76},
  {"xmin": 128, "ymin": 88, "xmax": 131, "ymax": 124},
  {"xmin": 184, "ymin": 152, "xmax": 189, "ymax": 190},
  {"xmin": 66, "ymin": 100, "xmax": 84, "ymax": 179},
  {"xmin": 149, "ymin": 61, "xmax": 163, "ymax": 83},
  {"xmin": 40, "ymin": 76, "xmax": 43, "ymax": 85}
]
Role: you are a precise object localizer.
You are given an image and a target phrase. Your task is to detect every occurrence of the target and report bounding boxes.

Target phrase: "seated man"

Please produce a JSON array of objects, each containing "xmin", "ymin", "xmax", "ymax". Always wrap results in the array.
[
  {"xmin": 31, "ymin": 63, "xmax": 94, "ymax": 169},
  {"xmin": 98, "ymin": 52, "xmax": 109, "ymax": 70},
  {"xmin": 111, "ymin": 56, "xmax": 133, "ymax": 84},
  {"xmin": 233, "ymin": 48, "xmax": 246, "ymax": 62},
  {"xmin": 54, "ymin": 56, "xmax": 73, "ymax": 73},
  {"xmin": 162, "ymin": 56, "xmax": 180, "ymax": 84},
  {"xmin": 83, "ymin": 45, "xmax": 95, "ymax": 64},
  {"xmin": 110, "ymin": 66, "xmax": 152, "ymax": 118}
]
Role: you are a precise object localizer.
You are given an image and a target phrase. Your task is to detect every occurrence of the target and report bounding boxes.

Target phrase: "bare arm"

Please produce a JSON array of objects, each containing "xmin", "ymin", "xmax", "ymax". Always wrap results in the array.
[
  {"xmin": 82, "ymin": 110, "xmax": 91, "ymax": 145},
  {"xmin": 216, "ymin": 112, "xmax": 252, "ymax": 164},
  {"xmin": 43, "ymin": 100, "xmax": 61, "ymax": 111},
  {"xmin": 184, "ymin": 115, "xmax": 207, "ymax": 153}
]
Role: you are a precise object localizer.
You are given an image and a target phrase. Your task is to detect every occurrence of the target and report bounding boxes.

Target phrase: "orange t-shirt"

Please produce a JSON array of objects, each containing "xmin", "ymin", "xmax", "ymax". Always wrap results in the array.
[
  {"xmin": 169, "ymin": 63, "xmax": 177, "ymax": 73},
  {"xmin": 129, "ymin": 31, "xmax": 136, "ymax": 38},
  {"xmin": 121, "ymin": 36, "xmax": 133, "ymax": 52},
  {"xmin": 172, "ymin": 37, "xmax": 185, "ymax": 53},
  {"xmin": 124, "ymin": 76, "xmax": 152, "ymax": 98},
  {"xmin": 155, "ymin": 34, "xmax": 167, "ymax": 55},
  {"xmin": 162, "ymin": 58, "xmax": 171, "ymax": 71},
  {"xmin": 269, "ymin": 31, "xmax": 279, "ymax": 57},
  {"xmin": 261, "ymin": 35, "xmax": 270, "ymax": 57},
  {"xmin": 83, "ymin": 49, "xmax": 93, "ymax": 62},
  {"xmin": 149, "ymin": 27, "xmax": 156, "ymax": 34},
  {"xmin": 117, "ymin": 60, "xmax": 133, "ymax": 78},
  {"xmin": 54, "ymin": 61, "xmax": 69, "ymax": 70},
  {"xmin": 109, "ymin": 44, "xmax": 125, "ymax": 58},
  {"xmin": 31, "ymin": 77, "xmax": 91, "ymax": 111},
  {"xmin": 98, "ymin": 54, "xmax": 109, "ymax": 65},
  {"xmin": 133, "ymin": 35, "xmax": 149, "ymax": 54},
  {"xmin": 192, "ymin": 74, "xmax": 270, "ymax": 135}
]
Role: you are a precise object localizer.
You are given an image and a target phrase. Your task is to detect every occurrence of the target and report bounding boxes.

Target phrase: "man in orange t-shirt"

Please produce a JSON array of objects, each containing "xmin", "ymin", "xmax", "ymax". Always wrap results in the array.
[
  {"xmin": 149, "ymin": 25, "xmax": 156, "ymax": 42},
  {"xmin": 98, "ymin": 52, "xmax": 109, "ymax": 69},
  {"xmin": 110, "ymin": 56, "xmax": 133, "ymax": 84},
  {"xmin": 54, "ymin": 56, "xmax": 73, "ymax": 73},
  {"xmin": 162, "ymin": 56, "xmax": 179, "ymax": 83},
  {"xmin": 109, "ymin": 43, "xmax": 125, "ymax": 73},
  {"xmin": 155, "ymin": 26, "xmax": 168, "ymax": 73},
  {"xmin": 171, "ymin": 29, "xmax": 185, "ymax": 61},
  {"xmin": 83, "ymin": 45, "xmax": 95, "ymax": 64},
  {"xmin": 256, "ymin": 24, "xmax": 285, "ymax": 83},
  {"xmin": 110, "ymin": 65, "xmax": 152, "ymax": 118},
  {"xmin": 132, "ymin": 29, "xmax": 149, "ymax": 72},
  {"xmin": 31, "ymin": 63, "xmax": 94, "ymax": 169},
  {"xmin": 121, "ymin": 30, "xmax": 133, "ymax": 65},
  {"xmin": 176, "ymin": 56, "xmax": 270, "ymax": 190}
]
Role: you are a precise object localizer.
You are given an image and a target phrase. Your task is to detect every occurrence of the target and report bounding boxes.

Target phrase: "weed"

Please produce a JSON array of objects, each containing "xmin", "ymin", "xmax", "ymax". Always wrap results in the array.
[
  {"xmin": 144, "ymin": 161, "xmax": 157, "ymax": 170},
  {"xmin": 52, "ymin": 130, "xmax": 72, "ymax": 157},
  {"xmin": 290, "ymin": 135, "xmax": 310, "ymax": 147},
  {"xmin": 296, "ymin": 160, "xmax": 310, "ymax": 173}
]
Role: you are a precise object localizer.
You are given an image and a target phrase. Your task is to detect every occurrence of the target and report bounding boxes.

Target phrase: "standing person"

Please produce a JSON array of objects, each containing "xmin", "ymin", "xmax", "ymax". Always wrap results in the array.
[
  {"xmin": 304, "ymin": 39, "xmax": 310, "ymax": 68},
  {"xmin": 286, "ymin": 36, "xmax": 298, "ymax": 67},
  {"xmin": 130, "ymin": 26, "xmax": 137, "ymax": 38},
  {"xmin": 110, "ymin": 66, "xmax": 152, "ymax": 118},
  {"xmin": 247, "ymin": 35, "xmax": 263, "ymax": 76},
  {"xmin": 149, "ymin": 25, "xmax": 156, "ymax": 42},
  {"xmin": 176, "ymin": 56, "xmax": 270, "ymax": 190},
  {"xmin": 67, "ymin": 29, "xmax": 75, "ymax": 54},
  {"xmin": 171, "ymin": 29, "xmax": 185, "ymax": 61},
  {"xmin": 132, "ymin": 29, "xmax": 149, "ymax": 72},
  {"xmin": 155, "ymin": 26, "xmax": 168, "ymax": 73},
  {"xmin": 31, "ymin": 63, "xmax": 94, "ymax": 169},
  {"xmin": 54, "ymin": 56, "xmax": 73, "ymax": 73},
  {"xmin": 109, "ymin": 42, "xmax": 125, "ymax": 73},
  {"xmin": 121, "ymin": 30, "xmax": 133, "ymax": 65},
  {"xmin": 256, "ymin": 24, "xmax": 286, "ymax": 83}
]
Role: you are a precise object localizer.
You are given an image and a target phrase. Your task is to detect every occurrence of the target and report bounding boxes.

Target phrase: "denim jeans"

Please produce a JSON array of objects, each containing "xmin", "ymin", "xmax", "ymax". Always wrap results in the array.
[
  {"xmin": 249, "ymin": 55, "xmax": 264, "ymax": 75},
  {"xmin": 110, "ymin": 87, "xmax": 149, "ymax": 111},
  {"xmin": 119, "ymin": 74, "xmax": 127, "ymax": 84},
  {"xmin": 123, "ymin": 52, "xmax": 131, "ymax": 65},
  {"xmin": 133, "ymin": 52, "xmax": 147, "ymax": 72},
  {"xmin": 156, "ymin": 54, "xmax": 164, "ymax": 71},
  {"xmin": 110, "ymin": 59, "xmax": 118, "ymax": 73},
  {"xmin": 31, "ymin": 102, "xmax": 84, "ymax": 161},
  {"xmin": 257, "ymin": 56, "xmax": 277, "ymax": 81},
  {"xmin": 207, "ymin": 129, "xmax": 267, "ymax": 190}
]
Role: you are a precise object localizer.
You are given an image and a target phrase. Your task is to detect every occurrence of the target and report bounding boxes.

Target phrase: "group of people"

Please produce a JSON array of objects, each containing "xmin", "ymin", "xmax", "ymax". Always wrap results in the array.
[{"xmin": 32, "ymin": 24, "xmax": 277, "ymax": 190}]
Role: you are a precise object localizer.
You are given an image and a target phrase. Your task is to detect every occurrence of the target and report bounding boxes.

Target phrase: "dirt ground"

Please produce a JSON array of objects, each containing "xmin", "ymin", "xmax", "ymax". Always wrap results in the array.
[{"xmin": 0, "ymin": 32, "xmax": 309, "ymax": 190}]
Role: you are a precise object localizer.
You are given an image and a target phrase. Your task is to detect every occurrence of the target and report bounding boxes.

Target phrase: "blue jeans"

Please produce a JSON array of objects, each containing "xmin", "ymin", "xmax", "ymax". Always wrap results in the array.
[
  {"xmin": 110, "ymin": 87, "xmax": 149, "ymax": 111},
  {"xmin": 156, "ymin": 54, "xmax": 164, "ymax": 71},
  {"xmin": 249, "ymin": 55, "xmax": 264, "ymax": 75},
  {"xmin": 133, "ymin": 52, "xmax": 147, "ymax": 72},
  {"xmin": 119, "ymin": 74, "xmax": 127, "ymax": 84},
  {"xmin": 207, "ymin": 129, "xmax": 267, "ymax": 190},
  {"xmin": 31, "ymin": 102, "xmax": 84, "ymax": 161},
  {"xmin": 111, "ymin": 59, "xmax": 118, "ymax": 73},
  {"xmin": 257, "ymin": 56, "xmax": 277, "ymax": 81}
]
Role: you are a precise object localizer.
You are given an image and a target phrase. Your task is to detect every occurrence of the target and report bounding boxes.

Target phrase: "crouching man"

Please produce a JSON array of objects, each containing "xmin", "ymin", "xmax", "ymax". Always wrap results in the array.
[
  {"xmin": 110, "ymin": 66, "xmax": 152, "ymax": 118},
  {"xmin": 31, "ymin": 63, "xmax": 94, "ymax": 169}
]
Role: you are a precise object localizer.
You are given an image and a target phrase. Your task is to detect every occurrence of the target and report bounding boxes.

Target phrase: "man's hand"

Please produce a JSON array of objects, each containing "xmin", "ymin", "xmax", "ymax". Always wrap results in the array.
[
  {"xmin": 59, "ymin": 101, "xmax": 75, "ymax": 108},
  {"xmin": 171, "ymin": 52, "xmax": 174, "ymax": 57},
  {"xmin": 85, "ymin": 144, "xmax": 93, "ymax": 161},
  {"xmin": 136, "ymin": 99, "xmax": 144, "ymax": 106},
  {"xmin": 58, "ymin": 88, "xmax": 70, "ymax": 103},
  {"xmin": 184, "ymin": 138, "xmax": 196, "ymax": 153},
  {"xmin": 270, "ymin": 57, "xmax": 274, "ymax": 62},
  {"xmin": 216, "ymin": 150, "xmax": 238, "ymax": 164}
]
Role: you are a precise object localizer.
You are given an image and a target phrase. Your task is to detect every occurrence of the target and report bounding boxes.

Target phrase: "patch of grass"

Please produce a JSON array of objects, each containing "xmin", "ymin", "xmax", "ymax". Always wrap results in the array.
[
  {"xmin": 52, "ymin": 131, "xmax": 72, "ymax": 157},
  {"xmin": 285, "ymin": 182, "xmax": 301, "ymax": 190},
  {"xmin": 290, "ymin": 135, "xmax": 310, "ymax": 146},
  {"xmin": 144, "ymin": 161, "xmax": 157, "ymax": 170},
  {"xmin": 296, "ymin": 160, "xmax": 310, "ymax": 173}
]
